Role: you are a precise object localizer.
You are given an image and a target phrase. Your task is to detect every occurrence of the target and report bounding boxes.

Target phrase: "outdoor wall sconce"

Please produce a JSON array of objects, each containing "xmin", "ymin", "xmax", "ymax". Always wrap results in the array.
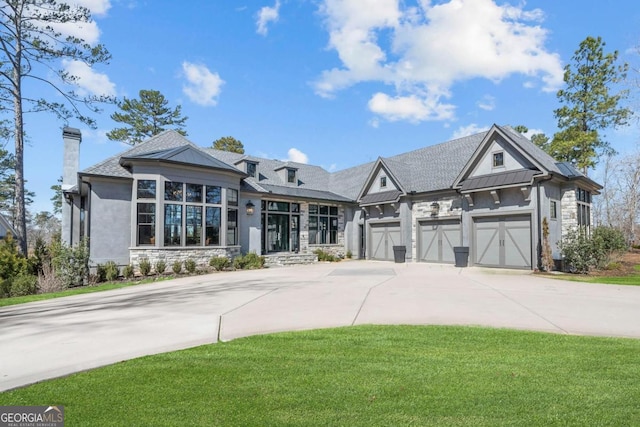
[
  {"xmin": 245, "ymin": 200, "xmax": 255, "ymax": 215},
  {"xmin": 431, "ymin": 202, "xmax": 440, "ymax": 216}
]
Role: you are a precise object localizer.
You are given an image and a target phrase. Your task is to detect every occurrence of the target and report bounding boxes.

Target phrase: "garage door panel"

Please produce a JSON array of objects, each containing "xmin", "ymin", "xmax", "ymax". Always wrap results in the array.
[
  {"xmin": 418, "ymin": 219, "xmax": 461, "ymax": 264},
  {"xmin": 475, "ymin": 228, "xmax": 500, "ymax": 266},
  {"xmin": 369, "ymin": 223, "xmax": 401, "ymax": 261},
  {"xmin": 504, "ymin": 222, "xmax": 532, "ymax": 268},
  {"xmin": 473, "ymin": 215, "xmax": 531, "ymax": 269}
]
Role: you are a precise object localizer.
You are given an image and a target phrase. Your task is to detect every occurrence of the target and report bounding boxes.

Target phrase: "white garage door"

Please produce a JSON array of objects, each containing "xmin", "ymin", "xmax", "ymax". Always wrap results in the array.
[
  {"xmin": 369, "ymin": 222, "xmax": 402, "ymax": 261},
  {"xmin": 418, "ymin": 219, "xmax": 461, "ymax": 264},
  {"xmin": 473, "ymin": 215, "xmax": 532, "ymax": 269}
]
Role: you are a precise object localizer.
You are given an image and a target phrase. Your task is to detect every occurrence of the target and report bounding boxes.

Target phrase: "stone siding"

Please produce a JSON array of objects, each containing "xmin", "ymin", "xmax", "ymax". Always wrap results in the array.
[
  {"xmin": 264, "ymin": 253, "xmax": 318, "ymax": 267},
  {"xmin": 129, "ymin": 246, "xmax": 241, "ymax": 272},
  {"xmin": 561, "ymin": 188, "xmax": 578, "ymax": 236},
  {"xmin": 410, "ymin": 196, "xmax": 463, "ymax": 261}
]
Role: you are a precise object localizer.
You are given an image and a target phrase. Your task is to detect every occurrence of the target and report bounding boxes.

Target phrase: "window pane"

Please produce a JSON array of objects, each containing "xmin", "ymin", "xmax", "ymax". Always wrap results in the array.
[
  {"xmin": 206, "ymin": 186, "xmax": 221, "ymax": 204},
  {"xmin": 291, "ymin": 203, "xmax": 300, "ymax": 213},
  {"xmin": 309, "ymin": 204, "xmax": 318, "ymax": 215},
  {"xmin": 493, "ymin": 152, "xmax": 504, "ymax": 167},
  {"xmin": 137, "ymin": 203, "xmax": 155, "ymax": 245},
  {"xmin": 186, "ymin": 205, "xmax": 202, "ymax": 246},
  {"xmin": 319, "ymin": 217, "xmax": 329, "ymax": 244},
  {"xmin": 227, "ymin": 188, "xmax": 238, "ymax": 206},
  {"xmin": 165, "ymin": 181, "xmax": 183, "ymax": 201},
  {"xmin": 206, "ymin": 207, "xmax": 221, "ymax": 246},
  {"xmin": 268, "ymin": 201, "xmax": 290, "ymax": 212},
  {"xmin": 330, "ymin": 206, "xmax": 338, "ymax": 216},
  {"xmin": 164, "ymin": 204, "xmax": 182, "ymax": 246},
  {"xmin": 227, "ymin": 209, "xmax": 238, "ymax": 245},
  {"xmin": 247, "ymin": 162, "xmax": 257, "ymax": 178},
  {"xmin": 287, "ymin": 169, "xmax": 296, "ymax": 183},
  {"xmin": 330, "ymin": 217, "xmax": 338, "ymax": 244},
  {"xmin": 319, "ymin": 205, "xmax": 328, "ymax": 215},
  {"xmin": 137, "ymin": 180, "xmax": 156, "ymax": 199},
  {"xmin": 186, "ymin": 183, "xmax": 203, "ymax": 203},
  {"xmin": 550, "ymin": 201, "xmax": 557, "ymax": 219}
]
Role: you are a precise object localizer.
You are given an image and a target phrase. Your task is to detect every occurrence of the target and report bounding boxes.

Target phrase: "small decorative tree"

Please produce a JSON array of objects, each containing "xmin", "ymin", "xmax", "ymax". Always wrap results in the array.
[{"xmin": 541, "ymin": 217, "xmax": 554, "ymax": 271}]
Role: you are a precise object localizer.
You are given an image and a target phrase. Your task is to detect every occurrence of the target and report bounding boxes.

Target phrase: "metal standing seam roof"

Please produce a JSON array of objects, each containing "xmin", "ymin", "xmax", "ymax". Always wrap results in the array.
[
  {"xmin": 460, "ymin": 169, "xmax": 540, "ymax": 192},
  {"xmin": 359, "ymin": 189, "xmax": 403, "ymax": 205}
]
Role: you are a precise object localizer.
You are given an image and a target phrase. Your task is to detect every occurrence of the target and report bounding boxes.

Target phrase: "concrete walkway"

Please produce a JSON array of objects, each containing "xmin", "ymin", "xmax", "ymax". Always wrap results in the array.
[{"xmin": 1, "ymin": 261, "xmax": 639, "ymax": 391}]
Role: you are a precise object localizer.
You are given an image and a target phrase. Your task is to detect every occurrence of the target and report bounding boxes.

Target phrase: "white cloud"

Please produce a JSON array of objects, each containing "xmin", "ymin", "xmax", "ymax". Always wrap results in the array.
[
  {"xmin": 477, "ymin": 95, "xmax": 496, "ymax": 111},
  {"xmin": 522, "ymin": 128, "xmax": 545, "ymax": 139},
  {"xmin": 256, "ymin": 0, "xmax": 281, "ymax": 36},
  {"xmin": 62, "ymin": 59, "xmax": 116, "ymax": 97},
  {"xmin": 368, "ymin": 92, "xmax": 455, "ymax": 123},
  {"xmin": 452, "ymin": 123, "xmax": 490, "ymax": 139},
  {"xmin": 286, "ymin": 148, "xmax": 309, "ymax": 164},
  {"xmin": 181, "ymin": 62, "xmax": 225, "ymax": 106},
  {"xmin": 74, "ymin": 0, "xmax": 111, "ymax": 16},
  {"xmin": 315, "ymin": 0, "xmax": 563, "ymax": 123}
]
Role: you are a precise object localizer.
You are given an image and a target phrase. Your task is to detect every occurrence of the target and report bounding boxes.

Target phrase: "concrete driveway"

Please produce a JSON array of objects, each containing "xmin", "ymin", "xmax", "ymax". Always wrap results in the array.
[{"xmin": 1, "ymin": 261, "xmax": 639, "ymax": 392}]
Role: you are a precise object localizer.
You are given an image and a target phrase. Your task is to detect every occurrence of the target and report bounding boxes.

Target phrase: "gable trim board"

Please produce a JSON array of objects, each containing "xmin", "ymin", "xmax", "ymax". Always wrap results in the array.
[{"xmin": 62, "ymin": 124, "xmax": 601, "ymax": 271}]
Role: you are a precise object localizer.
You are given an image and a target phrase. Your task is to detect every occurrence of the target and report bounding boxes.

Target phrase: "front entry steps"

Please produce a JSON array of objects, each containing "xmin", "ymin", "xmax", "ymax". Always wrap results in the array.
[{"xmin": 264, "ymin": 252, "xmax": 318, "ymax": 267}]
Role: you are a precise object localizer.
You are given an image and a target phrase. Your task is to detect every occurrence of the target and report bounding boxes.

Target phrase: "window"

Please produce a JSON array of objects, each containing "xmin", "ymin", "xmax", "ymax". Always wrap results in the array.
[
  {"xmin": 165, "ymin": 181, "xmax": 183, "ymax": 201},
  {"xmin": 247, "ymin": 162, "xmax": 257, "ymax": 178},
  {"xmin": 137, "ymin": 181, "xmax": 231, "ymax": 248},
  {"xmin": 206, "ymin": 207, "xmax": 221, "ymax": 245},
  {"xmin": 186, "ymin": 205, "xmax": 202, "ymax": 246},
  {"xmin": 137, "ymin": 180, "xmax": 156, "ymax": 199},
  {"xmin": 287, "ymin": 168, "xmax": 296, "ymax": 183},
  {"xmin": 227, "ymin": 188, "xmax": 239, "ymax": 245},
  {"xmin": 492, "ymin": 152, "xmax": 504, "ymax": 168},
  {"xmin": 186, "ymin": 183, "xmax": 202, "ymax": 203},
  {"xmin": 206, "ymin": 186, "xmax": 221, "ymax": 204},
  {"xmin": 577, "ymin": 188, "xmax": 591, "ymax": 228},
  {"xmin": 137, "ymin": 203, "xmax": 155, "ymax": 245},
  {"xmin": 550, "ymin": 200, "xmax": 557, "ymax": 220},
  {"xmin": 164, "ymin": 204, "xmax": 182, "ymax": 246},
  {"xmin": 309, "ymin": 204, "xmax": 339, "ymax": 244},
  {"xmin": 380, "ymin": 176, "xmax": 387, "ymax": 188}
]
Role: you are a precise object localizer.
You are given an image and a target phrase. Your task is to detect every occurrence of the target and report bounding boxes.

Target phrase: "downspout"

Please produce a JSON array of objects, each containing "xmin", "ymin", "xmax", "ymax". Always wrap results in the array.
[
  {"xmin": 86, "ymin": 181, "xmax": 92, "ymax": 259},
  {"xmin": 536, "ymin": 176, "xmax": 553, "ymax": 270}
]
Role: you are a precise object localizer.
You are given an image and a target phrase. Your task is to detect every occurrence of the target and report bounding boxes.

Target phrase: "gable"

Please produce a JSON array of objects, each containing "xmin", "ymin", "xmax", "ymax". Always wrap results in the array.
[
  {"xmin": 454, "ymin": 125, "xmax": 549, "ymax": 191},
  {"xmin": 356, "ymin": 158, "xmax": 405, "ymax": 204},
  {"xmin": 468, "ymin": 135, "xmax": 538, "ymax": 178}
]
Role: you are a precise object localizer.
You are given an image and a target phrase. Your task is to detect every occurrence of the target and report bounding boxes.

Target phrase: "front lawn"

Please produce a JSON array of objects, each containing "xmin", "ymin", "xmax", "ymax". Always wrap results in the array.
[{"xmin": 1, "ymin": 326, "xmax": 639, "ymax": 426}]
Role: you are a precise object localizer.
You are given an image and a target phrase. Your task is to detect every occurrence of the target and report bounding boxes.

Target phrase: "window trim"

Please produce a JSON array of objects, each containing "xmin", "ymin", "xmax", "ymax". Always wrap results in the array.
[
  {"xmin": 550, "ymin": 200, "xmax": 558, "ymax": 220},
  {"xmin": 287, "ymin": 168, "xmax": 296, "ymax": 184},
  {"xmin": 380, "ymin": 176, "xmax": 387, "ymax": 188},
  {"xmin": 492, "ymin": 151, "xmax": 504, "ymax": 168}
]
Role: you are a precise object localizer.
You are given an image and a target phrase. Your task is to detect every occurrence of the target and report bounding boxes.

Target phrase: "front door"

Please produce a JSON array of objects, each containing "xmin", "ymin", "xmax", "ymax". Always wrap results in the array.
[{"xmin": 267, "ymin": 214, "xmax": 290, "ymax": 252}]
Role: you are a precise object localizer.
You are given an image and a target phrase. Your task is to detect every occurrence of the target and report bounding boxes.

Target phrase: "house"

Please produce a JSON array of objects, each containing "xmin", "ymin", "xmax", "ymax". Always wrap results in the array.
[
  {"xmin": 61, "ymin": 124, "xmax": 601, "ymax": 270},
  {"xmin": 0, "ymin": 215, "xmax": 17, "ymax": 240}
]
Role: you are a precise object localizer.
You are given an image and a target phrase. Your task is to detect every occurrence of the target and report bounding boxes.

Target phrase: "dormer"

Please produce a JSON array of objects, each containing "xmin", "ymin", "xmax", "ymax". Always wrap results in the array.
[
  {"xmin": 356, "ymin": 157, "xmax": 406, "ymax": 207},
  {"xmin": 274, "ymin": 164, "xmax": 299, "ymax": 185},
  {"xmin": 233, "ymin": 158, "xmax": 259, "ymax": 178}
]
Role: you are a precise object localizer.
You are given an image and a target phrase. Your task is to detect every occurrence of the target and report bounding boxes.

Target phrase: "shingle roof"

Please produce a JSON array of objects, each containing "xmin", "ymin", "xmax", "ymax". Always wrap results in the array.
[
  {"xmin": 120, "ymin": 145, "xmax": 243, "ymax": 174},
  {"xmin": 81, "ymin": 130, "xmax": 204, "ymax": 179}
]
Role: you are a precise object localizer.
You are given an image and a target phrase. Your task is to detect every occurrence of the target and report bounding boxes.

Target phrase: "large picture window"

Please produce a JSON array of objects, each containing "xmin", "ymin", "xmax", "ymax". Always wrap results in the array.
[
  {"xmin": 137, "ymin": 203, "xmax": 155, "ymax": 245},
  {"xmin": 227, "ymin": 188, "xmax": 238, "ymax": 245},
  {"xmin": 206, "ymin": 207, "xmax": 221, "ymax": 245},
  {"xmin": 309, "ymin": 204, "xmax": 338, "ymax": 244},
  {"xmin": 164, "ymin": 204, "xmax": 182, "ymax": 246},
  {"xmin": 577, "ymin": 188, "xmax": 591, "ymax": 229}
]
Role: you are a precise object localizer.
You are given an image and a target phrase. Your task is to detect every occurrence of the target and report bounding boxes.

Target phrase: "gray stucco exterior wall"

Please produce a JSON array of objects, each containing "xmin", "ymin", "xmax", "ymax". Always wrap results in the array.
[{"xmin": 89, "ymin": 179, "xmax": 132, "ymax": 265}]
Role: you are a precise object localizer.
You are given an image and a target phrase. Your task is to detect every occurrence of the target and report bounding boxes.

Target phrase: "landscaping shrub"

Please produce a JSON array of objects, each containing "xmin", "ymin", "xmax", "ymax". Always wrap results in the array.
[
  {"xmin": 210, "ymin": 256, "xmax": 230, "ymax": 271},
  {"xmin": 185, "ymin": 258, "xmax": 197, "ymax": 274},
  {"xmin": 314, "ymin": 249, "xmax": 339, "ymax": 262},
  {"xmin": 233, "ymin": 252, "xmax": 265, "ymax": 270},
  {"xmin": 154, "ymin": 260, "xmax": 167, "ymax": 275},
  {"xmin": 138, "ymin": 257, "xmax": 152, "ymax": 276},
  {"xmin": 49, "ymin": 238, "xmax": 90, "ymax": 287},
  {"xmin": 95, "ymin": 264, "xmax": 107, "ymax": 283},
  {"xmin": 0, "ymin": 235, "xmax": 28, "ymax": 281},
  {"xmin": 560, "ymin": 226, "xmax": 628, "ymax": 273},
  {"xmin": 104, "ymin": 261, "xmax": 120, "ymax": 281},
  {"xmin": 37, "ymin": 262, "xmax": 64, "ymax": 294},
  {"xmin": 172, "ymin": 261, "xmax": 182, "ymax": 274},
  {"xmin": 123, "ymin": 264, "xmax": 135, "ymax": 279},
  {"xmin": 0, "ymin": 279, "xmax": 11, "ymax": 298},
  {"xmin": 27, "ymin": 237, "xmax": 50, "ymax": 276},
  {"xmin": 346, "ymin": 250, "xmax": 352, "ymax": 259},
  {"xmin": 10, "ymin": 274, "xmax": 38, "ymax": 297},
  {"xmin": 591, "ymin": 226, "xmax": 627, "ymax": 268}
]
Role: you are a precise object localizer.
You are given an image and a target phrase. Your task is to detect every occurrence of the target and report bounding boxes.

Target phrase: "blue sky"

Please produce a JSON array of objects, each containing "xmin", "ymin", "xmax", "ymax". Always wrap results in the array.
[{"xmin": 18, "ymin": 0, "xmax": 640, "ymax": 214}]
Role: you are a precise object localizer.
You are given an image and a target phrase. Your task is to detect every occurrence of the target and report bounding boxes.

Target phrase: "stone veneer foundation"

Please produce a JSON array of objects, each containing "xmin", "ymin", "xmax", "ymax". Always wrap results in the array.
[{"xmin": 129, "ymin": 246, "xmax": 241, "ymax": 272}]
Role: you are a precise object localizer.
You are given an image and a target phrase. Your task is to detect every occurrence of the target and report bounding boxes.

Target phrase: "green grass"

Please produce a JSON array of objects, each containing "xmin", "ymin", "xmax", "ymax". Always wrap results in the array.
[
  {"xmin": 0, "ymin": 276, "xmax": 174, "ymax": 307},
  {"xmin": 552, "ymin": 271, "xmax": 640, "ymax": 286},
  {"xmin": 1, "ymin": 325, "xmax": 639, "ymax": 426}
]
